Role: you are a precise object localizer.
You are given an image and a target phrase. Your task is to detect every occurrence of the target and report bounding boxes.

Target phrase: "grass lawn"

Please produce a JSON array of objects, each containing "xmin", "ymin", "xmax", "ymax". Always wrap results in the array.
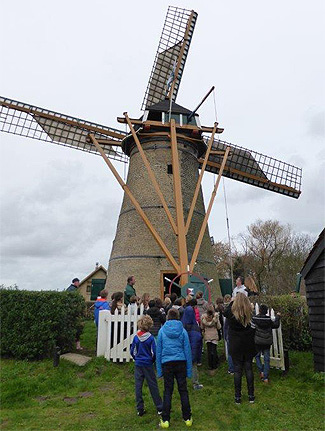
[{"xmin": 1, "ymin": 320, "xmax": 324, "ymax": 431}]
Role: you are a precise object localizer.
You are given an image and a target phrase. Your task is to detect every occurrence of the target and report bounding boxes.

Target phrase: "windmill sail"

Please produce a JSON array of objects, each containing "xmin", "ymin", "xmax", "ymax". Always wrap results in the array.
[
  {"xmin": 141, "ymin": 6, "xmax": 197, "ymax": 110},
  {"xmin": 0, "ymin": 97, "xmax": 128, "ymax": 163},
  {"xmin": 201, "ymin": 137, "xmax": 302, "ymax": 199}
]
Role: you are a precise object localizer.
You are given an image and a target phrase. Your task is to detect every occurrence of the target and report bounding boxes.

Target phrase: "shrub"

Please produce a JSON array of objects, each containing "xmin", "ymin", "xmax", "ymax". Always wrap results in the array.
[
  {"xmin": 0, "ymin": 289, "xmax": 85, "ymax": 359},
  {"xmin": 85, "ymin": 301, "xmax": 95, "ymax": 320},
  {"xmin": 255, "ymin": 294, "xmax": 312, "ymax": 351}
]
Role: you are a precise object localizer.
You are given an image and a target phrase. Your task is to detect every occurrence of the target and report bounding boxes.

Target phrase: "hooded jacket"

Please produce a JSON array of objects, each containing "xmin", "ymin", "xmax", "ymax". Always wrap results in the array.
[
  {"xmin": 252, "ymin": 313, "xmax": 280, "ymax": 346},
  {"xmin": 130, "ymin": 331, "xmax": 156, "ymax": 367},
  {"xmin": 94, "ymin": 298, "xmax": 110, "ymax": 327},
  {"xmin": 156, "ymin": 320, "xmax": 192, "ymax": 378},
  {"xmin": 144, "ymin": 306, "xmax": 166, "ymax": 336},
  {"xmin": 181, "ymin": 306, "xmax": 203, "ymax": 363},
  {"xmin": 201, "ymin": 312, "xmax": 221, "ymax": 343}
]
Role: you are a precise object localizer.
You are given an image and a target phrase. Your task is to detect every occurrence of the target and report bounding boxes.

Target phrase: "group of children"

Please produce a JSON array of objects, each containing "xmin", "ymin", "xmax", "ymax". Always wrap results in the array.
[
  {"xmin": 94, "ymin": 286, "xmax": 280, "ymax": 428},
  {"xmin": 129, "ymin": 292, "xmax": 223, "ymax": 429}
]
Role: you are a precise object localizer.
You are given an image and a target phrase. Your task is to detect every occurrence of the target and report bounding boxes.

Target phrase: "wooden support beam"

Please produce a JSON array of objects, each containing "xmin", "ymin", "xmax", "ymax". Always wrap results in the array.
[
  {"xmin": 89, "ymin": 133, "xmax": 180, "ymax": 273},
  {"xmin": 189, "ymin": 147, "xmax": 231, "ymax": 272},
  {"xmin": 117, "ymin": 117, "xmax": 224, "ymax": 134},
  {"xmin": 124, "ymin": 113, "xmax": 178, "ymax": 235},
  {"xmin": 170, "ymin": 119, "xmax": 189, "ymax": 286},
  {"xmin": 185, "ymin": 122, "xmax": 218, "ymax": 234},
  {"xmin": 95, "ymin": 139, "xmax": 123, "ymax": 146}
]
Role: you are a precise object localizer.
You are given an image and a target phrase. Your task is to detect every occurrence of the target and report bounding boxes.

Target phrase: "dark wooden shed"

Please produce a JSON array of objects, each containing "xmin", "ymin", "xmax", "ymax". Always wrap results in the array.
[{"xmin": 301, "ymin": 229, "xmax": 325, "ymax": 372}]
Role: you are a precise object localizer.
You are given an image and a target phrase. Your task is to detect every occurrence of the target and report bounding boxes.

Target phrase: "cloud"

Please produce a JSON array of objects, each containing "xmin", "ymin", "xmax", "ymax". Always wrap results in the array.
[{"xmin": 306, "ymin": 109, "xmax": 325, "ymax": 139}]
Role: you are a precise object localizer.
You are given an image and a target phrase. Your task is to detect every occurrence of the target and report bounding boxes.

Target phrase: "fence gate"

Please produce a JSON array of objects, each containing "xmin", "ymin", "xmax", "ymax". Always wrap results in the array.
[{"xmin": 97, "ymin": 304, "xmax": 144, "ymax": 362}]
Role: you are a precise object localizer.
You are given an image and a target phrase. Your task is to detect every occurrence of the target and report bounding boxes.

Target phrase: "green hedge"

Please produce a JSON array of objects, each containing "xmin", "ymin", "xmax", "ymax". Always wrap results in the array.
[
  {"xmin": 255, "ymin": 294, "xmax": 312, "ymax": 351},
  {"xmin": 0, "ymin": 289, "xmax": 85, "ymax": 359}
]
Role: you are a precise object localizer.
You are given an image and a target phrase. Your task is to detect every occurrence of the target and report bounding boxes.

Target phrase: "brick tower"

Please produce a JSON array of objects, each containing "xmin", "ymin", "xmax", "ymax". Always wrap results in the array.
[{"xmin": 105, "ymin": 101, "xmax": 221, "ymax": 299}]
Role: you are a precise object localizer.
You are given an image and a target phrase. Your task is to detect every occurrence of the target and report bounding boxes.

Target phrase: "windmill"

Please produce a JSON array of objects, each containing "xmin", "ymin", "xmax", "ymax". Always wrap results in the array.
[{"xmin": 0, "ymin": 6, "xmax": 302, "ymax": 299}]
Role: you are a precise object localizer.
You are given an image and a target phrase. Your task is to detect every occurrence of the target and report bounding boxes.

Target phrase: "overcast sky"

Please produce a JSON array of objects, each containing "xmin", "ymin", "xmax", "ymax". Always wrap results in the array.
[{"xmin": 0, "ymin": 0, "xmax": 324, "ymax": 290}]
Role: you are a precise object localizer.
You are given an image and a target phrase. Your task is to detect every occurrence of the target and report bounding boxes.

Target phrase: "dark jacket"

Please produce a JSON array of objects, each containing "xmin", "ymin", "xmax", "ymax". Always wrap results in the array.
[
  {"xmin": 181, "ymin": 306, "xmax": 202, "ymax": 363},
  {"xmin": 223, "ymin": 303, "xmax": 256, "ymax": 361},
  {"xmin": 130, "ymin": 331, "xmax": 156, "ymax": 367},
  {"xmin": 124, "ymin": 284, "xmax": 136, "ymax": 305},
  {"xmin": 66, "ymin": 284, "xmax": 78, "ymax": 292},
  {"xmin": 144, "ymin": 306, "xmax": 166, "ymax": 336},
  {"xmin": 252, "ymin": 313, "xmax": 280, "ymax": 347}
]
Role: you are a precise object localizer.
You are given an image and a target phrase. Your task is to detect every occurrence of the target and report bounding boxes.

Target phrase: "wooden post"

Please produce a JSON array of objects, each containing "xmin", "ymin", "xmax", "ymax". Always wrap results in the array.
[
  {"xmin": 89, "ymin": 134, "xmax": 180, "ymax": 273},
  {"xmin": 189, "ymin": 147, "xmax": 230, "ymax": 271},
  {"xmin": 170, "ymin": 119, "xmax": 189, "ymax": 286},
  {"xmin": 185, "ymin": 122, "xmax": 218, "ymax": 234},
  {"xmin": 124, "ymin": 113, "xmax": 178, "ymax": 235}
]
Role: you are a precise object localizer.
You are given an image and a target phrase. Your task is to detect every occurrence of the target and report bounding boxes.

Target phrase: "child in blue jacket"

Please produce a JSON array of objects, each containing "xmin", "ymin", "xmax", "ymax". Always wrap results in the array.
[
  {"xmin": 130, "ymin": 315, "xmax": 163, "ymax": 417},
  {"xmin": 94, "ymin": 289, "xmax": 110, "ymax": 328},
  {"xmin": 182, "ymin": 300, "xmax": 203, "ymax": 390},
  {"xmin": 157, "ymin": 308, "xmax": 193, "ymax": 428}
]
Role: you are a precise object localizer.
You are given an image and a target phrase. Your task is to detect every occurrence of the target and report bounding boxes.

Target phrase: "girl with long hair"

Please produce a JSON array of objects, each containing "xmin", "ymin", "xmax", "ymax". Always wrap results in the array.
[{"xmin": 224, "ymin": 293, "xmax": 256, "ymax": 404}]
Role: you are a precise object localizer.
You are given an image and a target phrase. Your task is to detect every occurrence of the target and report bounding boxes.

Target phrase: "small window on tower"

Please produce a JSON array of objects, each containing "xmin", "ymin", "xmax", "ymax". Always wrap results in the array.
[{"xmin": 167, "ymin": 164, "xmax": 173, "ymax": 174}]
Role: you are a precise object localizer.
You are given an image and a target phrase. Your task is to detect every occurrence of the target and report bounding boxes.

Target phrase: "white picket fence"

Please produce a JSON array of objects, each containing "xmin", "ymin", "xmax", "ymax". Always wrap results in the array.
[
  {"xmin": 224, "ymin": 304, "xmax": 285, "ymax": 371},
  {"xmin": 97, "ymin": 304, "xmax": 144, "ymax": 362},
  {"xmin": 97, "ymin": 303, "xmax": 285, "ymax": 370}
]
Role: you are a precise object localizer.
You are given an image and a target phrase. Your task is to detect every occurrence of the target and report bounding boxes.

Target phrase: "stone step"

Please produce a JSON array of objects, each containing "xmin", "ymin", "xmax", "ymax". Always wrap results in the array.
[{"xmin": 60, "ymin": 353, "xmax": 92, "ymax": 366}]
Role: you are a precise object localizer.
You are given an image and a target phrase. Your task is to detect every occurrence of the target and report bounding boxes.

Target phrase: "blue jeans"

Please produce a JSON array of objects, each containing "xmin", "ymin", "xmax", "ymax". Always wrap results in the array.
[
  {"xmin": 255, "ymin": 347, "xmax": 270, "ymax": 379},
  {"xmin": 135, "ymin": 365, "xmax": 163, "ymax": 412},
  {"xmin": 226, "ymin": 340, "xmax": 234, "ymax": 373}
]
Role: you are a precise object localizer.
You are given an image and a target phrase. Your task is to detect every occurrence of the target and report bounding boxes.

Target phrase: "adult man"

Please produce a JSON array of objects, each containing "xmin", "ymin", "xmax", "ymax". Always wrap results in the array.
[
  {"xmin": 232, "ymin": 276, "xmax": 248, "ymax": 298},
  {"xmin": 66, "ymin": 278, "xmax": 80, "ymax": 292},
  {"xmin": 124, "ymin": 275, "xmax": 136, "ymax": 305},
  {"xmin": 66, "ymin": 277, "xmax": 83, "ymax": 350}
]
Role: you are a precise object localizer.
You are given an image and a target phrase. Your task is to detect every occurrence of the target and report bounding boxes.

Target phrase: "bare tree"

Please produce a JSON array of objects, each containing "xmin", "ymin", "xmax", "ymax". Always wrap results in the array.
[
  {"xmin": 212, "ymin": 240, "xmax": 233, "ymax": 278},
  {"xmin": 238, "ymin": 220, "xmax": 313, "ymax": 294}
]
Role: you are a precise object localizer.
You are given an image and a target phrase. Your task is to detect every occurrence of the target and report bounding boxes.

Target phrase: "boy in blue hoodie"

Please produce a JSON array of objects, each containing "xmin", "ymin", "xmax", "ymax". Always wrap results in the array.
[
  {"xmin": 94, "ymin": 289, "xmax": 110, "ymax": 328},
  {"xmin": 157, "ymin": 308, "xmax": 193, "ymax": 428},
  {"xmin": 130, "ymin": 315, "xmax": 163, "ymax": 417}
]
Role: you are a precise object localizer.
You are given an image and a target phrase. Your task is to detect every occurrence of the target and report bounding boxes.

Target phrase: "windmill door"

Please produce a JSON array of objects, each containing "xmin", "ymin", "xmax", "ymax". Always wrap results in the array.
[{"xmin": 90, "ymin": 279, "xmax": 106, "ymax": 301}]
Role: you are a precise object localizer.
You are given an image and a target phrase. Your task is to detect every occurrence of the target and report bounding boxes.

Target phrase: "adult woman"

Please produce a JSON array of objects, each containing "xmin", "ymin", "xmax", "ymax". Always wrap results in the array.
[{"xmin": 224, "ymin": 293, "xmax": 256, "ymax": 404}]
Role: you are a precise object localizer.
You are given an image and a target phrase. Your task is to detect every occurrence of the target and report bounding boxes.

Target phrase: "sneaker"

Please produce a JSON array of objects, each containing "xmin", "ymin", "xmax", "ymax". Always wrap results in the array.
[
  {"xmin": 197, "ymin": 363, "xmax": 202, "ymax": 367},
  {"xmin": 235, "ymin": 398, "xmax": 241, "ymax": 405},
  {"xmin": 137, "ymin": 409, "xmax": 146, "ymax": 416},
  {"xmin": 193, "ymin": 384, "xmax": 203, "ymax": 390},
  {"xmin": 157, "ymin": 411, "xmax": 163, "ymax": 415},
  {"xmin": 260, "ymin": 372, "xmax": 264, "ymax": 380},
  {"xmin": 159, "ymin": 419, "xmax": 169, "ymax": 428},
  {"xmin": 249, "ymin": 396, "xmax": 255, "ymax": 404},
  {"xmin": 263, "ymin": 379, "xmax": 269, "ymax": 384},
  {"xmin": 184, "ymin": 417, "xmax": 193, "ymax": 427},
  {"xmin": 228, "ymin": 370, "xmax": 234, "ymax": 375}
]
